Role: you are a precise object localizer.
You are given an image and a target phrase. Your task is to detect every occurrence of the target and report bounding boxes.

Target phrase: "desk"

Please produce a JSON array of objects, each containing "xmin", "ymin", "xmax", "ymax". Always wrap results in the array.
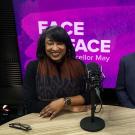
[{"xmin": 0, "ymin": 105, "xmax": 135, "ymax": 135}]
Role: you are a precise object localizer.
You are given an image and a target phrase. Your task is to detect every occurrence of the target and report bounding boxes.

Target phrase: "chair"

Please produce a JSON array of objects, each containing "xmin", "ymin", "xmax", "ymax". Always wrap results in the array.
[{"xmin": 0, "ymin": 59, "xmax": 24, "ymax": 124}]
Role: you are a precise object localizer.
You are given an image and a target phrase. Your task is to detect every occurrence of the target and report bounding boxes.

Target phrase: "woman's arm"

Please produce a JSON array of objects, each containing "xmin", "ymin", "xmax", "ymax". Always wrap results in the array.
[
  {"xmin": 40, "ymin": 95, "xmax": 90, "ymax": 119},
  {"xmin": 23, "ymin": 61, "xmax": 50, "ymax": 113},
  {"xmin": 40, "ymin": 74, "xmax": 90, "ymax": 119}
]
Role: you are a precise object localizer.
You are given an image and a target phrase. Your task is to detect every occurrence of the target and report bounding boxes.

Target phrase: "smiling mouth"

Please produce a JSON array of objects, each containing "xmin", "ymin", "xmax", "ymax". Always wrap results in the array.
[{"xmin": 51, "ymin": 52, "xmax": 60, "ymax": 57}]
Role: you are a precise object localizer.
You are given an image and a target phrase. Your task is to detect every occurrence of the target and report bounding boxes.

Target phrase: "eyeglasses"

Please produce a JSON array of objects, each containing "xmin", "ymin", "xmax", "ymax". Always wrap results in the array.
[{"xmin": 9, "ymin": 122, "xmax": 32, "ymax": 131}]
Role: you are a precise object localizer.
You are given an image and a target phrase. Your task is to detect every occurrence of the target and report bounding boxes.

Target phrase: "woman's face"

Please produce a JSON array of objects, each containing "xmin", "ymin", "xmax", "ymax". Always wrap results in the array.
[{"xmin": 45, "ymin": 38, "xmax": 66, "ymax": 62}]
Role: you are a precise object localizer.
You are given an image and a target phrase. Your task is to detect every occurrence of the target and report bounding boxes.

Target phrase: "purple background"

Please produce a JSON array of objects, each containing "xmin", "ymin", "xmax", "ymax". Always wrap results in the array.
[{"xmin": 13, "ymin": 0, "xmax": 135, "ymax": 88}]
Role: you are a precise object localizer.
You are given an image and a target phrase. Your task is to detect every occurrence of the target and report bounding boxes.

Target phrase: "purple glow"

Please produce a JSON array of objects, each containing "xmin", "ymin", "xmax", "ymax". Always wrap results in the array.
[{"xmin": 13, "ymin": 0, "xmax": 135, "ymax": 88}]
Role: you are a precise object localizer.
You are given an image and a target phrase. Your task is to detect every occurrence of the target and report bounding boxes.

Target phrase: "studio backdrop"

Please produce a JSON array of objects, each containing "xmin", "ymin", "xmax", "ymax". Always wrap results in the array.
[{"xmin": 12, "ymin": 0, "xmax": 135, "ymax": 88}]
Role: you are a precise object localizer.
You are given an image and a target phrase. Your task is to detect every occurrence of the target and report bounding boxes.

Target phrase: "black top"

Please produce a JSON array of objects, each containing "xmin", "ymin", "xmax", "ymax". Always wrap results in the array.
[
  {"xmin": 23, "ymin": 60, "xmax": 90, "ymax": 113},
  {"xmin": 116, "ymin": 53, "xmax": 135, "ymax": 108}
]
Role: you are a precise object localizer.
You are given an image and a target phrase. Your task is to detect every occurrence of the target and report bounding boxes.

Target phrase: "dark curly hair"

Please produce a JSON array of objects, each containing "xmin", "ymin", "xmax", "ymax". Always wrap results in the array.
[{"xmin": 36, "ymin": 26, "xmax": 76, "ymax": 59}]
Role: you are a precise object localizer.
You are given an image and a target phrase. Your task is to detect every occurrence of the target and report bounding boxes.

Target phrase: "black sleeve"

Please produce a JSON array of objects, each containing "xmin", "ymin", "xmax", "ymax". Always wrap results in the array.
[
  {"xmin": 80, "ymin": 77, "xmax": 91, "ymax": 105},
  {"xmin": 79, "ymin": 61, "xmax": 91, "ymax": 105},
  {"xmin": 116, "ymin": 58, "xmax": 135, "ymax": 108},
  {"xmin": 23, "ymin": 61, "xmax": 50, "ymax": 113}
]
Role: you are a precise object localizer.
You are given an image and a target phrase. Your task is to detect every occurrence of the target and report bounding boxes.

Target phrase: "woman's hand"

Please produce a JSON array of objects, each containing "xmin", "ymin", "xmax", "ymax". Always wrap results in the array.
[{"xmin": 39, "ymin": 98, "xmax": 65, "ymax": 119}]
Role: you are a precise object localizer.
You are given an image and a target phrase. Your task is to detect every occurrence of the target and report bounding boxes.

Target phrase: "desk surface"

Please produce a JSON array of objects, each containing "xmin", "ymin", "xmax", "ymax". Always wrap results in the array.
[{"xmin": 0, "ymin": 105, "xmax": 135, "ymax": 135}]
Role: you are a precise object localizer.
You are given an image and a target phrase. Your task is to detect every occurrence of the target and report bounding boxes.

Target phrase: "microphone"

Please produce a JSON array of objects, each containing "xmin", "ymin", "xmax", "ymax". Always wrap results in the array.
[
  {"xmin": 80, "ymin": 62, "xmax": 105, "ymax": 132},
  {"xmin": 86, "ymin": 62, "xmax": 102, "ymax": 95},
  {"xmin": 87, "ymin": 63, "xmax": 103, "ymax": 108}
]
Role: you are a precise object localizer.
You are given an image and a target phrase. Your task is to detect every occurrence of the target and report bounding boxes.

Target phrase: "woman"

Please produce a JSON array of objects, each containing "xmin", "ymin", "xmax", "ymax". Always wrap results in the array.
[{"xmin": 23, "ymin": 26, "xmax": 90, "ymax": 119}]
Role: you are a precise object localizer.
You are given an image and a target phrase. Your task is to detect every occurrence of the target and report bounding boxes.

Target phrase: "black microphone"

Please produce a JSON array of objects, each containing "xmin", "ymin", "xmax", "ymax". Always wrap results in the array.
[
  {"xmin": 87, "ymin": 63, "xmax": 103, "ymax": 108},
  {"xmin": 80, "ymin": 62, "xmax": 105, "ymax": 132}
]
